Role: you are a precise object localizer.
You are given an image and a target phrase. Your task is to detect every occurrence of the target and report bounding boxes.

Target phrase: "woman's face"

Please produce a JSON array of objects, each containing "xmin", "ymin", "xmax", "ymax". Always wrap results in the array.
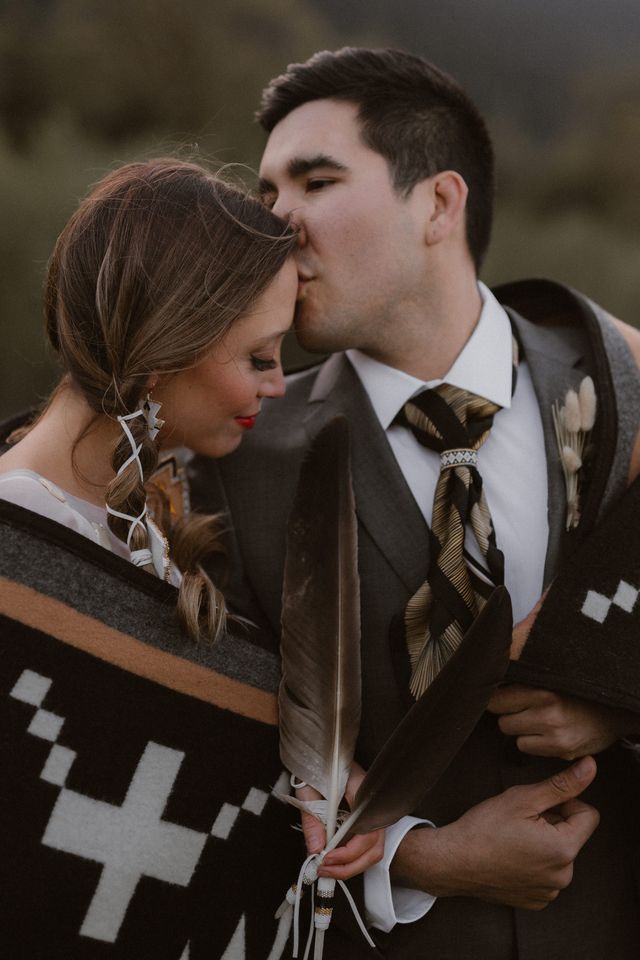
[{"xmin": 155, "ymin": 259, "xmax": 297, "ymax": 457}]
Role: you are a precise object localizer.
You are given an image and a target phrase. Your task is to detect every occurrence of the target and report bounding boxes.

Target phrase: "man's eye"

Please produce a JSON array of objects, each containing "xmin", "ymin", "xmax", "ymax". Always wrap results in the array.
[
  {"xmin": 259, "ymin": 192, "xmax": 277, "ymax": 210},
  {"xmin": 306, "ymin": 178, "xmax": 334, "ymax": 192},
  {"xmin": 251, "ymin": 355, "xmax": 278, "ymax": 372}
]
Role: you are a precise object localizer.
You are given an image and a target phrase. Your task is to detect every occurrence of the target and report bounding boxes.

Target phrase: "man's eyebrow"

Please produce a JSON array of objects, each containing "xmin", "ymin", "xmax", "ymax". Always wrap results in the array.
[
  {"xmin": 258, "ymin": 154, "xmax": 347, "ymax": 197},
  {"xmin": 287, "ymin": 155, "xmax": 347, "ymax": 178}
]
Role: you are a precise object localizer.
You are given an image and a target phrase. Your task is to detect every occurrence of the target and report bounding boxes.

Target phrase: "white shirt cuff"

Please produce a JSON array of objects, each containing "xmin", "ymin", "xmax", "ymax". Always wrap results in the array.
[{"xmin": 363, "ymin": 816, "xmax": 437, "ymax": 933}]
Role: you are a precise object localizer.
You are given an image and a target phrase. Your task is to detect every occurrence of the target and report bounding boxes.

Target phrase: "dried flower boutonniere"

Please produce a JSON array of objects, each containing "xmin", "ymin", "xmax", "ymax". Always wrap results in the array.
[{"xmin": 552, "ymin": 376, "xmax": 597, "ymax": 530}]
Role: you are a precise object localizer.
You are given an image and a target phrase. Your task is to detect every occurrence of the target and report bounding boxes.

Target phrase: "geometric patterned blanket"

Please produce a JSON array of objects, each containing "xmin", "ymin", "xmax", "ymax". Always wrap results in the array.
[
  {"xmin": 508, "ymin": 473, "xmax": 640, "ymax": 716},
  {"xmin": 0, "ymin": 499, "xmax": 303, "ymax": 959}
]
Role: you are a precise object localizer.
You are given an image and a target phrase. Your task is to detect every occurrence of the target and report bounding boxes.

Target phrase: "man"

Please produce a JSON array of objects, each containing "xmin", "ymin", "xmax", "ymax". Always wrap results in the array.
[{"xmin": 191, "ymin": 48, "xmax": 640, "ymax": 957}]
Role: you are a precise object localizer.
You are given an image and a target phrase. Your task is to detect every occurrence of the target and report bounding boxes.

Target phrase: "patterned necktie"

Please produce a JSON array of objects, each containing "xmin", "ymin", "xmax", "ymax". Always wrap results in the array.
[{"xmin": 397, "ymin": 369, "xmax": 513, "ymax": 699}]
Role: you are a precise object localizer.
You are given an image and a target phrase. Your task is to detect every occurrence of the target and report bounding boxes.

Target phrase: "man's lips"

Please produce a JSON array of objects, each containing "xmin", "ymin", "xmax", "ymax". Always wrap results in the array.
[{"xmin": 235, "ymin": 413, "xmax": 258, "ymax": 430}]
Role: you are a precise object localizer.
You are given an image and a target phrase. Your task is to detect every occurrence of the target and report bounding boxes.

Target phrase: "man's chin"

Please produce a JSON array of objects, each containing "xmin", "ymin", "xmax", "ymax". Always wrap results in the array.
[
  {"xmin": 293, "ymin": 301, "xmax": 348, "ymax": 354},
  {"xmin": 292, "ymin": 302, "xmax": 323, "ymax": 352}
]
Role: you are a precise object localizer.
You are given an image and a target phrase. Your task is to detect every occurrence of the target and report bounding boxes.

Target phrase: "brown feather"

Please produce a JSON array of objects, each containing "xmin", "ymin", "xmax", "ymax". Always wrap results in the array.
[
  {"xmin": 328, "ymin": 587, "xmax": 512, "ymax": 847},
  {"xmin": 279, "ymin": 416, "xmax": 361, "ymax": 829}
]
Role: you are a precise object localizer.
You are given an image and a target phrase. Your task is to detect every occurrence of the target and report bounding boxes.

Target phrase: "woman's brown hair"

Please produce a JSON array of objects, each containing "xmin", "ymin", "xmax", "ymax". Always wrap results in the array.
[{"xmin": 44, "ymin": 157, "xmax": 297, "ymax": 641}]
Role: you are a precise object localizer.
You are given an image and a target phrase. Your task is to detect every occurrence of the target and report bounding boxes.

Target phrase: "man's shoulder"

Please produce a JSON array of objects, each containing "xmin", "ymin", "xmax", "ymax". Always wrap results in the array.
[
  {"xmin": 494, "ymin": 276, "xmax": 640, "ymax": 368},
  {"xmin": 493, "ymin": 277, "xmax": 631, "ymax": 340},
  {"xmin": 610, "ymin": 318, "xmax": 640, "ymax": 370}
]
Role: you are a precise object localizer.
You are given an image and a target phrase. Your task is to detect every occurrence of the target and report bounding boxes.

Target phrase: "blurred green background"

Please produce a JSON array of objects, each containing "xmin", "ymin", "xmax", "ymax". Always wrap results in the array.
[{"xmin": 1, "ymin": 0, "xmax": 639, "ymax": 419}]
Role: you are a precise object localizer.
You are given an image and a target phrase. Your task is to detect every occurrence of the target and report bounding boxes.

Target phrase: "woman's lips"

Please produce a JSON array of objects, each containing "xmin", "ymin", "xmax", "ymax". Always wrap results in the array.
[{"xmin": 235, "ymin": 415, "xmax": 258, "ymax": 430}]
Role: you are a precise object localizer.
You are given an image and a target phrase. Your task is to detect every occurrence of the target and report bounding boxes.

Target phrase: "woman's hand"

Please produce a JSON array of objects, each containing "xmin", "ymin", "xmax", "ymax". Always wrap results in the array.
[{"xmin": 297, "ymin": 762, "xmax": 385, "ymax": 880}]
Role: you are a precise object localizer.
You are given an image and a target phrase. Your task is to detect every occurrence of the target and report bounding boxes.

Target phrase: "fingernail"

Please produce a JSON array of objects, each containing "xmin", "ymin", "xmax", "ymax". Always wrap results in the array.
[{"xmin": 572, "ymin": 757, "xmax": 592, "ymax": 779}]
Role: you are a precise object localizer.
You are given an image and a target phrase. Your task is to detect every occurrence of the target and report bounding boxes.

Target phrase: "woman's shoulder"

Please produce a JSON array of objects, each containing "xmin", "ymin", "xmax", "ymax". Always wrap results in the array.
[
  {"xmin": 0, "ymin": 468, "xmax": 67, "ymax": 504},
  {"xmin": 0, "ymin": 469, "xmax": 96, "ymax": 535}
]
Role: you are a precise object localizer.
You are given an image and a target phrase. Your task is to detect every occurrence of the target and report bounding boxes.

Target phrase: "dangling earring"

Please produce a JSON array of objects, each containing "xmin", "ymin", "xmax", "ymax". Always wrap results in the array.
[{"xmin": 142, "ymin": 393, "xmax": 164, "ymax": 440}]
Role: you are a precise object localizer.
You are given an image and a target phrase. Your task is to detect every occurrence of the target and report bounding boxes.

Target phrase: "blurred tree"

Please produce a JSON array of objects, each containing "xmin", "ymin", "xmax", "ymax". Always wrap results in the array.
[
  {"xmin": 0, "ymin": 0, "xmax": 345, "ymax": 419},
  {"xmin": 0, "ymin": 1, "xmax": 639, "ymax": 420},
  {"xmin": 9, "ymin": 0, "xmax": 339, "ymax": 158},
  {"xmin": 0, "ymin": 0, "xmax": 56, "ymax": 150},
  {"xmin": 485, "ymin": 61, "xmax": 640, "ymax": 323}
]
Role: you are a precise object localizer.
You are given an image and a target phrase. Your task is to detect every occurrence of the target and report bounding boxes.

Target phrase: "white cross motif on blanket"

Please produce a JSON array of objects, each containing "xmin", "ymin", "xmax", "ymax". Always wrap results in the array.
[
  {"xmin": 9, "ymin": 667, "xmax": 289, "ymax": 953},
  {"xmin": 44, "ymin": 740, "xmax": 207, "ymax": 942},
  {"xmin": 581, "ymin": 579, "xmax": 639, "ymax": 624}
]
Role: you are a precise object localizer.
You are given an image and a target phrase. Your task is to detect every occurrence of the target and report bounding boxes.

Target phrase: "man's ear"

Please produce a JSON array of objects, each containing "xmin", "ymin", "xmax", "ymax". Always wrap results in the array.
[{"xmin": 422, "ymin": 170, "xmax": 468, "ymax": 246}]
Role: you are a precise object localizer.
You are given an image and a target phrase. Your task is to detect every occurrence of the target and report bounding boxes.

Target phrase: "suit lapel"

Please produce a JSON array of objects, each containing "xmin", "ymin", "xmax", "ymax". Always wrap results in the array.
[
  {"xmin": 301, "ymin": 313, "xmax": 586, "ymax": 596},
  {"xmin": 304, "ymin": 354, "xmax": 429, "ymax": 592},
  {"xmin": 508, "ymin": 309, "xmax": 586, "ymax": 584}
]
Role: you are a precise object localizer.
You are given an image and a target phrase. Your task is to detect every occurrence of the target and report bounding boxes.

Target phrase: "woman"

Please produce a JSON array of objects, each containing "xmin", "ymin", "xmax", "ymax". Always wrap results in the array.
[
  {"xmin": 0, "ymin": 158, "xmax": 297, "ymax": 640},
  {"xmin": 0, "ymin": 159, "xmax": 378, "ymax": 960}
]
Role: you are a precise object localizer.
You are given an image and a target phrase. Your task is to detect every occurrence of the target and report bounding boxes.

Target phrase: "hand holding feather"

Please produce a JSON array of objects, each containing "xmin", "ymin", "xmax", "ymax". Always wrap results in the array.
[{"xmin": 296, "ymin": 766, "xmax": 385, "ymax": 881}]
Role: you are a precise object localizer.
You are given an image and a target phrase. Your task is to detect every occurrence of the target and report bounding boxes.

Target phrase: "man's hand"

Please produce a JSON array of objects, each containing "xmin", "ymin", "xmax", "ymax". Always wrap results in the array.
[
  {"xmin": 487, "ymin": 684, "xmax": 636, "ymax": 759},
  {"xmin": 297, "ymin": 763, "xmax": 385, "ymax": 881},
  {"xmin": 391, "ymin": 757, "xmax": 600, "ymax": 910}
]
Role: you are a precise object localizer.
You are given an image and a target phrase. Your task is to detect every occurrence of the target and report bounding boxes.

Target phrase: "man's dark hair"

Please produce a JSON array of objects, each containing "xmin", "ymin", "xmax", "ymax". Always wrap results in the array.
[{"xmin": 257, "ymin": 47, "xmax": 494, "ymax": 270}]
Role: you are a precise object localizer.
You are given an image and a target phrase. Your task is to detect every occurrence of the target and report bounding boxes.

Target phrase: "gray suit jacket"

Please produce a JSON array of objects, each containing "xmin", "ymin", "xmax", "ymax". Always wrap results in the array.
[{"xmin": 190, "ymin": 288, "xmax": 640, "ymax": 958}]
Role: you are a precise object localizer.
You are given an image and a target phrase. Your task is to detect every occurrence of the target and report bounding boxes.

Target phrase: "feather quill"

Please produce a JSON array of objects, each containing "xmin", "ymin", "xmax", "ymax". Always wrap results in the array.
[
  {"xmin": 326, "ymin": 586, "xmax": 513, "ymax": 850},
  {"xmin": 279, "ymin": 416, "xmax": 361, "ymax": 835}
]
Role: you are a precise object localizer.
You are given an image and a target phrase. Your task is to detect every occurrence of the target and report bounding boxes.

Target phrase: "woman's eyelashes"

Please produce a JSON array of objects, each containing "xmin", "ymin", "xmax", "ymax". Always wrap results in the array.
[{"xmin": 250, "ymin": 355, "xmax": 278, "ymax": 372}]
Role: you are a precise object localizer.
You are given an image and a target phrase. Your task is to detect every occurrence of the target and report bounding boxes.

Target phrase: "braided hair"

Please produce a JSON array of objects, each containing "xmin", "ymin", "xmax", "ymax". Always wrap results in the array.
[{"xmin": 43, "ymin": 158, "xmax": 296, "ymax": 642}]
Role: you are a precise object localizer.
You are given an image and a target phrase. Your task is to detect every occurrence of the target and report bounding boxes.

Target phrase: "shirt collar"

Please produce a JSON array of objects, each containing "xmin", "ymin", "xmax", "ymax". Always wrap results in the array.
[{"xmin": 346, "ymin": 282, "xmax": 514, "ymax": 430}]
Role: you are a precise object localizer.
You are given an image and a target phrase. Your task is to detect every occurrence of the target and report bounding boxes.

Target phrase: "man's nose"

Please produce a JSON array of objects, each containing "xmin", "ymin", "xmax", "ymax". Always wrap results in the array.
[{"xmin": 272, "ymin": 199, "xmax": 308, "ymax": 246}]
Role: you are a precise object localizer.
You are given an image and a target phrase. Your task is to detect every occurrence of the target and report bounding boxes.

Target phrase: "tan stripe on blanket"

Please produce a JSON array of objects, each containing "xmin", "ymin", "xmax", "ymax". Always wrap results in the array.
[{"xmin": 0, "ymin": 577, "xmax": 277, "ymax": 725}]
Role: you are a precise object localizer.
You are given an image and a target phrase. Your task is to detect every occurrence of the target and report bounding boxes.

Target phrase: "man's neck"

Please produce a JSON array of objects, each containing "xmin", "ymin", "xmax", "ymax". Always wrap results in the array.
[{"xmin": 363, "ymin": 273, "xmax": 483, "ymax": 381}]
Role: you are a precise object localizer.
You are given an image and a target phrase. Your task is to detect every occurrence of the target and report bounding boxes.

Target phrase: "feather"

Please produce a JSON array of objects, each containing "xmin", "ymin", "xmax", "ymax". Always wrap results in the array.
[
  {"xmin": 326, "ymin": 586, "xmax": 512, "ymax": 848},
  {"xmin": 279, "ymin": 416, "xmax": 361, "ymax": 838}
]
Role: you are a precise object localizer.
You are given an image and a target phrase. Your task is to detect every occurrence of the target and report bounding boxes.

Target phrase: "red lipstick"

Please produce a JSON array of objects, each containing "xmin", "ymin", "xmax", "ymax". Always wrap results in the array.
[{"xmin": 235, "ymin": 415, "xmax": 257, "ymax": 430}]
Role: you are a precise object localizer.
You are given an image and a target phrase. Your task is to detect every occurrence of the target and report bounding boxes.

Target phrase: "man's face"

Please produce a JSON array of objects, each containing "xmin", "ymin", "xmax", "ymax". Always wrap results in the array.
[{"xmin": 259, "ymin": 99, "xmax": 430, "ymax": 355}]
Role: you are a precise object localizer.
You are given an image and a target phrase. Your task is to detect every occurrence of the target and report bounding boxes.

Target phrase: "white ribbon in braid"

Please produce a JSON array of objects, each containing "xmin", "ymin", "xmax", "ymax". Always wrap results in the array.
[{"xmin": 106, "ymin": 400, "xmax": 163, "ymax": 568}]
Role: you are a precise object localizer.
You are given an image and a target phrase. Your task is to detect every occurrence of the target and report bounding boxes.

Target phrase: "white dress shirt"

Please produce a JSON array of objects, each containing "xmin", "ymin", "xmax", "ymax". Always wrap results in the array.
[
  {"xmin": 347, "ymin": 282, "xmax": 549, "ymax": 622},
  {"xmin": 350, "ymin": 283, "xmax": 550, "ymax": 931}
]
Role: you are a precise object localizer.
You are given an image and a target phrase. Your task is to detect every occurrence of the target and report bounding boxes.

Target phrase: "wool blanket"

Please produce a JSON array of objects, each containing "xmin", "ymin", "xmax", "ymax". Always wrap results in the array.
[
  {"xmin": 0, "ymin": 497, "xmax": 306, "ymax": 960},
  {"xmin": 509, "ymin": 472, "xmax": 640, "ymax": 715}
]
